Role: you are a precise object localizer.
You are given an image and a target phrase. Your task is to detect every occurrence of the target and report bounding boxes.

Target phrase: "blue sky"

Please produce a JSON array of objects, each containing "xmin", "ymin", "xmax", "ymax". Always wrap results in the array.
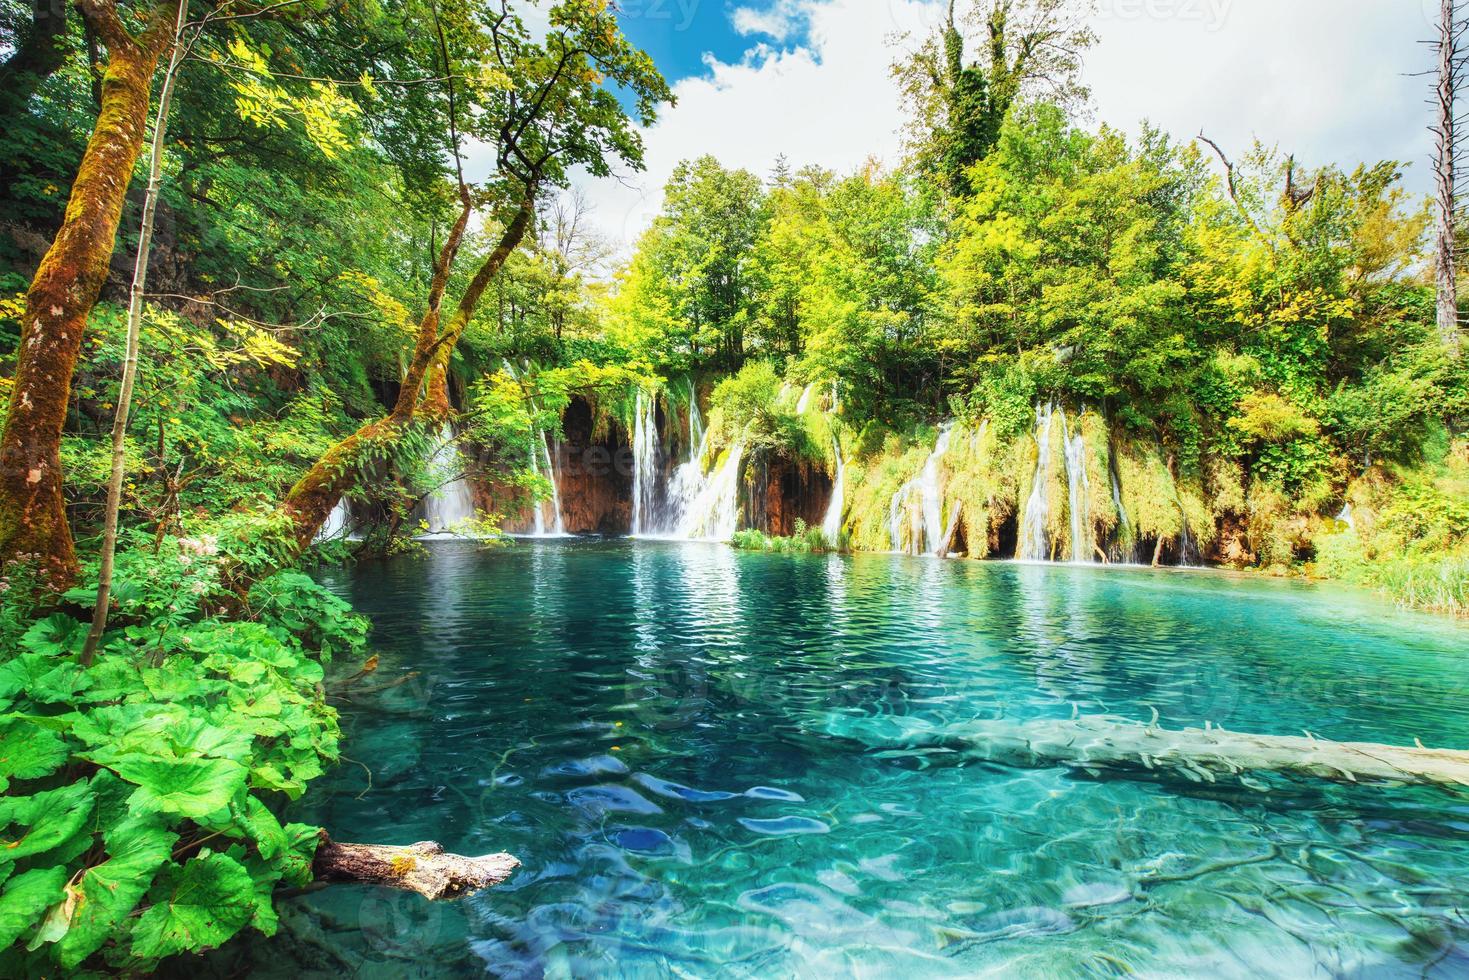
[
  {"xmin": 613, "ymin": 0, "xmax": 807, "ymax": 88},
  {"xmin": 576, "ymin": 0, "xmax": 1435, "ymax": 251}
]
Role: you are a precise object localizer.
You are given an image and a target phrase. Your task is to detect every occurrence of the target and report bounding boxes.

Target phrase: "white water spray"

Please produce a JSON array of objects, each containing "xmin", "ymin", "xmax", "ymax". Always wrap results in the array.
[
  {"xmin": 888, "ymin": 423, "xmax": 955, "ymax": 555},
  {"xmin": 1018, "ymin": 405, "xmax": 1056, "ymax": 561},
  {"xmin": 1061, "ymin": 413, "xmax": 1092, "ymax": 563},
  {"xmin": 424, "ymin": 423, "xmax": 476, "ymax": 537},
  {"xmin": 630, "ymin": 390, "xmax": 661, "ymax": 536},
  {"xmin": 822, "ymin": 440, "xmax": 846, "ymax": 546}
]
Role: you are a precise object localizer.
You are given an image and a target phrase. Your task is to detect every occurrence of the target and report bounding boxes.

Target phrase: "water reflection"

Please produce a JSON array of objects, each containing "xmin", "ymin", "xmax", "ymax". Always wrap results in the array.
[{"xmin": 223, "ymin": 540, "xmax": 1469, "ymax": 979}]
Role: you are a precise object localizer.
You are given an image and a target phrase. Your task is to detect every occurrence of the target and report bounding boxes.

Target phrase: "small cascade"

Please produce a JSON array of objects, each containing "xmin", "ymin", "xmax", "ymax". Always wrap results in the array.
[
  {"xmin": 1061, "ymin": 413, "xmax": 1092, "ymax": 563},
  {"xmin": 822, "ymin": 440, "xmax": 845, "ymax": 546},
  {"xmin": 1109, "ymin": 458, "xmax": 1134, "ymax": 563},
  {"xmin": 317, "ymin": 496, "xmax": 353, "ymax": 542},
  {"xmin": 888, "ymin": 423, "xmax": 955, "ymax": 555},
  {"xmin": 523, "ymin": 426, "xmax": 567, "ymax": 537},
  {"xmin": 1336, "ymin": 502, "xmax": 1355, "ymax": 531},
  {"xmin": 424, "ymin": 423, "xmax": 476, "ymax": 537},
  {"xmin": 1018, "ymin": 404, "xmax": 1056, "ymax": 561},
  {"xmin": 541, "ymin": 433, "xmax": 566, "ymax": 535},
  {"xmin": 687, "ymin": 379, "xmax": 704, "ymax": 455},
  {"xmin": 680, "ymin": 443, "xmax": 745, "ymax": 541},
  {"xmin": 630, "ymin": 390, "xmax": 661, "ymax": 536},
  {"xmin": 795, "ymin": 383, "xmax": 817, "ymax": 415}
]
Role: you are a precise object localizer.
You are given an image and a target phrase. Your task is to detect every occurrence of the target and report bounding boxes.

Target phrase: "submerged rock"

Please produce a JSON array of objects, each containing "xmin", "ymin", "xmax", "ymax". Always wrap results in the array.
[
  {"xmin": 633, "ymin": 772, "xmax": 738, "ymax": 802},
  {"xmin": 737, "ymin": 816, "xmax": 830, "ymax": 836},
  {"xmin": 566, "ymin": 784, "xmax": 663, "ymax": 816},
  {"xmin": 542, "ymin": 755, "xmax": 631, "ymax": 780}
]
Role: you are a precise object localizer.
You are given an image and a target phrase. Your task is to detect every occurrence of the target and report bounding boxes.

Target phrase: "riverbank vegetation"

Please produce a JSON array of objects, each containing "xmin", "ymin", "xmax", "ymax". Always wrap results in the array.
[{"xmin": 0, "ymin": 0, "xmax": 1466, "ymax": 970}]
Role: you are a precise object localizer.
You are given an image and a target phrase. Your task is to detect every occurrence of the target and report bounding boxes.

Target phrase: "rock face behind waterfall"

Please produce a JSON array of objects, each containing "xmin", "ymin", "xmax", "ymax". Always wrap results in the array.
[
  {"xmin": 742, "ymin": 456, "xmax": 832, "ymax": 537},
  {"xmin": 488, "ymin": 395, "xmax": 636, "ymax": 535}
]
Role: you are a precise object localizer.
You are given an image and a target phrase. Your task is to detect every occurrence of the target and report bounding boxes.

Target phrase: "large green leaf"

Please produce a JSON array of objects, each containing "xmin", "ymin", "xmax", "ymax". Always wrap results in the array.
[
  {"xmin": 236, "ymin": 796, "xmax": 286, "ymax": 860},
  {"xmin": 0, "ymin": 867, "xmax": 67, "ymax": 949},
  {"xmin": 129, "ymin": 852, "xmax": 255, "ymax": 962},
  {"xmin": 112, "ymin": 757, "xmax": 247, "ymax": 820},
  {"xmin": 55, "ymin": 818, "xmax": 177, "ymax": 970},
  {"xmin": 0, "ymin": 783, "xmax": 94, "ymax": 861},
  {"xmin": 0, "ymin": 717, "xmax": 69, "ymax": 793},
  {"xmin": 19, "ymin": 614, "xmax": 87, "ymax": 657}
]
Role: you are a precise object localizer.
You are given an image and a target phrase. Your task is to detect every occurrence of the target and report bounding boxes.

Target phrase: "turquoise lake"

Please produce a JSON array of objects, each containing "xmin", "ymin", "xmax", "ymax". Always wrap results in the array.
[{"xmin": 242, "ymin": 540, "xmax": 1469, "ymax": 977}]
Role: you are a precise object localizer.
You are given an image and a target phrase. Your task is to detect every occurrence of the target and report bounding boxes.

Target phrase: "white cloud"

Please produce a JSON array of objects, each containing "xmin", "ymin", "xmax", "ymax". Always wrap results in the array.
[
  {"xmin": 578, "ymin": 0, "xmax": 932, "ymax": 254},
  {"xmin": 576, "ymin": 0, "xmax": 1438, "ymax": 253},
  {"xmin": 731, "ymin": 0, "xmax": 811, "ymax": 42}
]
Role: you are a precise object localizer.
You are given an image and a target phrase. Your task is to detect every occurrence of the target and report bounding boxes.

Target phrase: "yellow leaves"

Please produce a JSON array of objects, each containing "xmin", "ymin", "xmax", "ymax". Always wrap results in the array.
[
  {"xmin": 222, "ymin": 38, "xmax": 360, "ymax": 160},
  {"xmin": 1228, "ymin": 392, "xmax": 1321, "ymax": 444},
  {"xmin": 340, "ymin": 271, "xmax": 412, "ymax": 335}
]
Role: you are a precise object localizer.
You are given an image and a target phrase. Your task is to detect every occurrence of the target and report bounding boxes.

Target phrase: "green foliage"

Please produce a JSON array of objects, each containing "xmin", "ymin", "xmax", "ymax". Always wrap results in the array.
[
  {"xmin": 731, "ymin": 522, "xmax": 839, "ymax": 554},
  {"xmin": 0, "ymin": 513, "xmax": 362, "ymax": 970}
]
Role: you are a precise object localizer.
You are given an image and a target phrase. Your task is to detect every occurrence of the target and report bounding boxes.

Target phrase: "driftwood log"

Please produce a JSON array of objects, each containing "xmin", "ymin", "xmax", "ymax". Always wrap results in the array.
[
  {"xmin": 313, "ymin": 835, "xmax": 519, "ymax": 900},
  {"xmin": 825, "ymin": 713, "xmax": 1469, "ymax": 791}
]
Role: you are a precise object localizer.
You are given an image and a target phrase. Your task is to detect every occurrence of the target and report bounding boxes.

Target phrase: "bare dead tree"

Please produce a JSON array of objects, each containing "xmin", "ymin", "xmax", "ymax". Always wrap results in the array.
[{"xmin": 1436, "ymin": 0, "xmax": 1464, "ymax": 355}]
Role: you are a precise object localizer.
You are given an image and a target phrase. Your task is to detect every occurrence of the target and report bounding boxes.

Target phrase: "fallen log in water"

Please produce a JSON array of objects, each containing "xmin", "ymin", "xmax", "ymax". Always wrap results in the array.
[
  {"xmin": 313, "ymin": 835, "xmax": 519, "ymax": 900},
  {"xmin": 823, "ymin": 713, "xmax": 1469, "ymax": 791}
]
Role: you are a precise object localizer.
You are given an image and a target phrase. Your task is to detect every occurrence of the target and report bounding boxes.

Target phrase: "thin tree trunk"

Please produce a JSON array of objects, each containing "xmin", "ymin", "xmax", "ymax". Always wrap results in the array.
[
  {"xmin": 280, "ymin": 193, "xmax": 535, "ymax": 552},
  {"xmin": 1438, "ymin": 0, "xmax": 1462, "ymax": 356},
  {"xmin": 0, "ymin": 0, "xmax": 180, "ymax": 588},
  {"xmin": 80, "ymin": 0, "xmax": 189, "ymax": 665}
]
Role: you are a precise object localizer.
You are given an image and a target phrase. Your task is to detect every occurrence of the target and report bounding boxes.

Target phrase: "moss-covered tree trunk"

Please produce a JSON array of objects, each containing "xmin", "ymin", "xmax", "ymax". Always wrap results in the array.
[
  {"xmin": 0, "ymin": 0, "xmax": 180, "ymax": 587},
  {"xmin": 281, "ymin": 193, "xmax": 536, "ymax": 552}
]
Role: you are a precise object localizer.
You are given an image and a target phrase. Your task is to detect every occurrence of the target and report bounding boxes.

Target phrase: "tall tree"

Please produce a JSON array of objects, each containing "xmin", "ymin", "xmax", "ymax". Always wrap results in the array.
[
  {"xmin": 0, "ymin": 0, "xmax": 184, "ymax": 586},
  {"xmin": 1435, "ymin": 0, "xmax": 1463, "ymax": 356},
  {"xmin": 279, "ymin": 0, "xmax": 670, "ymax": 550},
  {"xmin": 893, "ymin": 0, "xmax": 1094, "ymax": 195}
]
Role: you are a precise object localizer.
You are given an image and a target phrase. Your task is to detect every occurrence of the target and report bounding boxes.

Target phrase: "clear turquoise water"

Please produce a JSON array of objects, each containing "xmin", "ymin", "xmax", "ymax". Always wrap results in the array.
[{"xmin": 253, "ymin": 541, "xmax": 1469, "ymax": 977}]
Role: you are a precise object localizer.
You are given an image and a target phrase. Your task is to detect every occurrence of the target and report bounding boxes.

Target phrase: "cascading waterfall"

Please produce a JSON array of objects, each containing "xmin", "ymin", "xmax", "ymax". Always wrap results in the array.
[
  {"xmin": 1061, "ymin": 413, "xmax": 1092, "ymax": 563},
  {"xmin": 795, "ymin": 383, "xmax": 817, "ymax": 415},
  {"xmin": 540, "ymin": 433, "xmax": 566, "ymax": 536},
  {"xmin": 423, "ymin": 423, "xmax": 476, "ymax": 536},
  {"xmin": 1018, "ymin": 404, "xmax": 1056, "ymax": 561},
  {"xmin": 317, "ymin": 497, "xmax": 353, "ymax": 542},
  {"xmin": 822, "ymin": 440, "xmax": 845, "ymax": 546},
  {"xmin": 630, "ymin": 390, "xmax": 661, "ymax": 536},
  {"xmin": 888, "ymin": 423, "xmax": 955, "ymax": 555},
  {"xmin": 680, "ymin": 443, "xmax": 745, "ymax": 541}
]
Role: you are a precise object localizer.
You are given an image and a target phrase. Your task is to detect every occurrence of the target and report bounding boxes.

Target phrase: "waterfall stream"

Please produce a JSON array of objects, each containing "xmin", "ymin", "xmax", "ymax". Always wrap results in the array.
[
  {"xmin": 630, "ymin": 390, "xmax": 661, "ymax": 536},
  {"xmin": 889, "ymin": 423, "xmax": 955, "ymax": 555},
  {"xmin": 1018, "ymin": 405, "xmax": 1056, "ymax": 561},
  {"xmin": 822, "ymin": 440, "xmax": 845, "ymax": 546},
  {"xmin": 317, "ymin": 497, "xmax": 353, "ymax": 542},
  {"xmin": 679, "ymin": 443, "xmax": 746, "ymax": 541},
  {"xmin": 423, "ymin": 423, "xmax": 476, "ymax": 537},
  {"xmin": 1061, "ymin": 413, "xmax": 1092, "ymax": 563}
]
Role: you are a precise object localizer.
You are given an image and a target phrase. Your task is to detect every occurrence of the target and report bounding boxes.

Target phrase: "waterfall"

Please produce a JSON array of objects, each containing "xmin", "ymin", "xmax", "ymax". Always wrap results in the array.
[
  {"xmin": 687, "ymin": 380, "xmax": 704, "ymax": 457},
  {"xmin": 1336, "ymin": 503, "xmax": 1355, "ymax": 530},
  {"xmin": 822, "ymin": 440, "xmax": 845, "ymax": 546},
  {"xmin": 630, "ymin": 390, "xmax": 661, "ymax": 536},
  {"xmin": 317, "ymin": 496, "xmax": 352, "ymax": 542},
  {"xmin": 523, "ymin": 427, "xmax": 566, "ymax": 537},
  {"xmin": 541, "ymin": 433, "xmax": 566, "ymax": 535},
  {"xmin": 888, "ymin": 423, "xmax": 955, "ymax": 555},
  {"xmin": 1018, "ymin": 404, "xmax": 1056, "ymax": 561},
  {"xmin": 1061, "ymin": 413, "xmax": 1093, "ymax": 563},
  {"xmin": 424, "ymin": 423, "xmax": 476, "ymax": 537},
  {"xmin": 679, "ymin": 443, "xmax": 745, "ymax": 541},
  {"xmin": 795, "ymin": 383, "xmax": 817, "ymax": 415}
]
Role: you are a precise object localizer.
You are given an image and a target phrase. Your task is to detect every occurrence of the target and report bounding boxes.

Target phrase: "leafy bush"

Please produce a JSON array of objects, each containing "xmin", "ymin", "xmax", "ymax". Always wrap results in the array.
[
  {"xmin": 0, "ymin": 530, "xmax": 365, "ymax": 972},
  {"xmin": 731, "ymin": 521, "xmax": 841, "ymax": 554}
]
